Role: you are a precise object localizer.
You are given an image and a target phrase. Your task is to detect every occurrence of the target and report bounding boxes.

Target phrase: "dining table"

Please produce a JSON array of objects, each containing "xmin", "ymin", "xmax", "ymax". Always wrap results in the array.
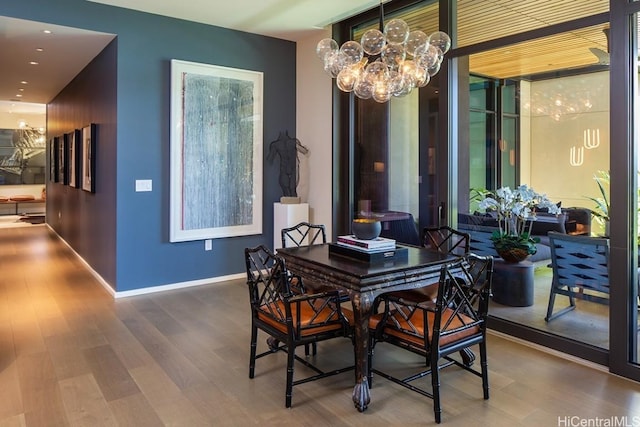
[{"xmin": 277, "ymin": 243, "xmax": 457, "ymax": 412}]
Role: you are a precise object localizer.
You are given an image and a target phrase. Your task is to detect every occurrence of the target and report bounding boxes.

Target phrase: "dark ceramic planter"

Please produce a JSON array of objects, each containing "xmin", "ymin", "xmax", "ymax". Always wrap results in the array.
[{"xmin": 352, "ymin": 219, "xmax": 382, "ymax": 240}]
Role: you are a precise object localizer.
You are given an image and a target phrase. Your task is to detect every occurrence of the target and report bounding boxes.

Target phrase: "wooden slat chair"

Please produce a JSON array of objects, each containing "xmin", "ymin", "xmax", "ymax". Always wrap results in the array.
[
  {"xmin": 545, "ymin": 231, "xmax": 611, "ymax": 321},
  {"xmin": 244, "ymin": 245, "xmax": 354, "ymax": 408},
  {"xmin": 367, "ymin": 254, "xmax": 494, "ymax": 423}
]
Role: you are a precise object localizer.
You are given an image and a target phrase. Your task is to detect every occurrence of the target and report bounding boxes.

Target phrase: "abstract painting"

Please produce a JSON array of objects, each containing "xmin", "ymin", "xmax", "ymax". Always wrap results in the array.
[{"xmin": 170, "ymin": 60, "xmax": 263, "ymax": 242}]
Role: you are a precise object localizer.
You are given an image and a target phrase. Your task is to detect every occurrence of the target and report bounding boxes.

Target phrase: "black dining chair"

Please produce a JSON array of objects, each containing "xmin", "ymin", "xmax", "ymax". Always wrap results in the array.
[
  {"xmin": 280, "ymin": 221, "xmax": 350, "ymax": 355},
  {"xmin": 367, "ymin": 253, "xmax": 494, "ymax": 423},
  {"xmin": 383, "ymin": 225, "xmax": 470, "ymax": 304},
  {"xmin": 281, "ymin": 221, "xmax": 327, "ymax": 248},
  {"xmin": 244, "ymin": 244, "xmax": 354, "ymax": 408},
  {"xmin": 377, "ymin": 225, "xmax": 475, "ymax": 366},
  {"xmin": 281, "ymin": 221, "xmax": 350, "ymax": 301}
]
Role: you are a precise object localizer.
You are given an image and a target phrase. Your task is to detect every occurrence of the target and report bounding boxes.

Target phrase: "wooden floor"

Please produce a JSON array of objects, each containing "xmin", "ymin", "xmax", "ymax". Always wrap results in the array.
[{"xmin": 1, "ymin": 226, "xmax": 640, "ymax": 426}]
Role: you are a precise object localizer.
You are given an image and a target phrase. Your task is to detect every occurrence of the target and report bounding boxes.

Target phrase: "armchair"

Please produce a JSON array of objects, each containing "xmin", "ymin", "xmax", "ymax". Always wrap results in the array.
[
  {"xmin": 367, "ymin": 254, "xmax": 494, "ymax": 423},
  {"xmin": 244, "ymin": 245, "xmax": 354, "ymax": 407}
]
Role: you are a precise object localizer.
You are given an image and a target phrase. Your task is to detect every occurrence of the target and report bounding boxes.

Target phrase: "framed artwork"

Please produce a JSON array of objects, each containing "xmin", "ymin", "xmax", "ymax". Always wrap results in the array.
[
  {"xmin": 169, "ymin": 59, "xmax": 263, "ymax": 242},
  {"xmin": 57, "ymin": 135, "xmax": 66, "ymax": 184},
  {"xmin": 49, "ymin": 137, "xmax": 56, "ymax": 182},
  {"xmin": 82, "ymin": 124, "xmax": 96, "ymax": 193},
  {"xmin": 66, "ymin": 130, "xmax": 80, "ymax": 188}
]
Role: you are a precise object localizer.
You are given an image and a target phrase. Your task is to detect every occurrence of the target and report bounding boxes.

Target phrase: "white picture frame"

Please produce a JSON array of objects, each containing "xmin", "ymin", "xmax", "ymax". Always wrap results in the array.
[
  {"xmin": 67, "ymin": 129, "xmax": 79, "ymax": 188},
  {"xmin": 169, "ymin": 59, "xmax": 263, "ymax": 242},
  {"xmin": 82, "ymin": 124, "xmax": 96, "ymax": 193}
]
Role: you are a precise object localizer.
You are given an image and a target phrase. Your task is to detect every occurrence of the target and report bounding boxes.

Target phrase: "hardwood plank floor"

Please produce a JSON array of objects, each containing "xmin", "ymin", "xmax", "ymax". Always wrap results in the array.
[{"xmin": 1, "ymin": 225, "xmax": 639, "ymax": 426}]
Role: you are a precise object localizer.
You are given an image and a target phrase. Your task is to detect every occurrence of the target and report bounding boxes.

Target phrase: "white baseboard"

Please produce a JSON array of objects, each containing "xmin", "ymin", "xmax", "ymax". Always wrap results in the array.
[
  {"xmin": 48, "ymin": 225, "xmax": 244, "ymax": 299},
  {"xmin": 113, "ymin": 273, "xmax": 245, "ymax": 298}
]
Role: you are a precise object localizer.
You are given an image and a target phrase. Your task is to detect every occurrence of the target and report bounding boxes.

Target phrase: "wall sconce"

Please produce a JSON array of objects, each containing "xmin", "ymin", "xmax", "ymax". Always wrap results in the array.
[
  {"xmin": 569, "ymin": 146, "xmax": 584, "ymax": 166},
  {"xmin": 583, "ymin": 128, "xmax": 600, "ymax": 149}
]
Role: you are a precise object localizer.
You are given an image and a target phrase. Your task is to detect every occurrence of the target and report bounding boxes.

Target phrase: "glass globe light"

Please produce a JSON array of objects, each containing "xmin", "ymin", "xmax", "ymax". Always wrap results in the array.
[
  {"xmin": 426, "ymin": 61, "xmax": 441, "ymax": 77},
  {"xmin": 416, "ymin": 68, "xmax": 430, "ymax": 87},
  {"xmin": 387, "ymin": 70, "xmax": 405, "ymax": 96},
  {"xmin": 381, "ymin": 42, "xmax": 406, "ymax": 70},
  {"xmin": 315, "ymin": 3, "xmax": 449, "ymax": 103},
  {"xmin": 399, "ymin": 59, "xmax": 420, "ymax": 88},
  {"xmin": 324, "ymin": 51, "xmax": 345, "ymax": 78},
  {"xmin": 384, "ymin": 19, "xmax": 409, "ymax": 44},
  {"xmin": 364, "ymin": 60, "xmax": 388, "ymax": 83},
  {"xmin": 354, "ymin": 79, "xmax": 373, "ymax": 99},
  {"xmin": 336, "ymin": 64, "xmax": 363, "ymax": 92},
  {"xmin": 415, "ymin": 43, "xmax": 440, "ymax": 69},
  {"xmin": 429, "ymin": 31, "xmax": 451, "ymax": 54},
  {"xmin": 316, "ymin": 38, "xmax": 338, "ymax": 61},
  {"xmin": 361, "ymin": 29, "xmax": 385, "ymax": 56},
  {"xmin": 340, "ymin": 41, "xmax": 364, "ymax": 66},
  {"xmin": 372, "ymin": 84, "xmax": 392, "ymax": 103},
  {"xmin": 405, "ymin": 30, "xmax": 428, "ymax": 57}
]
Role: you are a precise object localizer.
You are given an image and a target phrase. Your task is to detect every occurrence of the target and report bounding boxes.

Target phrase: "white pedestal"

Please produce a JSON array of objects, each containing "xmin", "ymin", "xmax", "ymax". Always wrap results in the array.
[{"xmin": 274, "ymin": 202, "xmax": 309, "ymax": 250}]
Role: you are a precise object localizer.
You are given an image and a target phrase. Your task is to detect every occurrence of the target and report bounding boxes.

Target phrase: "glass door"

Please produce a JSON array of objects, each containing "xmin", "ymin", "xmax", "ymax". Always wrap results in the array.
[
  {"xmin": 457, "ymin": 26, "xmax": 611, "ymax": 354},
  {"xmin": 608, "ymin": 1, "xmax": 640, "ymax": 381}
]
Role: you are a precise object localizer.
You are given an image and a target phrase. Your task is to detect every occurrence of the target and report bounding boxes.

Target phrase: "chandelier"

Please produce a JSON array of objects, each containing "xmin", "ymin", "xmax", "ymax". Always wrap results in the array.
[{"xmin": 316, "ymin": 1, "xmax": 450, "ymax": 103}]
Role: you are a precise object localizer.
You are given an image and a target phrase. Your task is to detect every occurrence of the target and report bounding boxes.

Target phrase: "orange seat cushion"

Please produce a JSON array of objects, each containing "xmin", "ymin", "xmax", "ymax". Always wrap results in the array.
[
  {"xmin": 380, "ymin": 307, "xmax": 480, "ymax": 348},
  {"xmin": 9, "ymin": 195, "xmax": 35, "ymax": 201},
  {"xmin": 258, "ymin": 300, "xmax": 347, "ymax": 336}
]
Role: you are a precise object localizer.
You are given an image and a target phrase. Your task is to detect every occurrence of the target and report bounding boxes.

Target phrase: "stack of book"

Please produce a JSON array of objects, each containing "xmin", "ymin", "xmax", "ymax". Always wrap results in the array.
[
  {"xmin": 330, "ymin": 235, "xmax": 407, "ymax": 262},
  {"xmin": 336, "ymin": 235, "xmax": 396, "ymax": 252}
]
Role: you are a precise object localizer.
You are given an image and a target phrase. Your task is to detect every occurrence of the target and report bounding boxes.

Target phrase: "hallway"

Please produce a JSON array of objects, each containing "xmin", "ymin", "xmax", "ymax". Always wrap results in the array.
[{"xmin": 1, "ymin": 225, "xmax": 639, "ymax": 426}]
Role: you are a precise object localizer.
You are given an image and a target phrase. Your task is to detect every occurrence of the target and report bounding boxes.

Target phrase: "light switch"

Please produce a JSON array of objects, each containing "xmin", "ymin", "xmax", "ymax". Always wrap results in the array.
[
  {"xmin": 135, "ymin": 179, "xmax": 152, "ymax": 192},
  {"xmin": 205, "ymin": 239, "xmax": 212, "ymax": 251}
]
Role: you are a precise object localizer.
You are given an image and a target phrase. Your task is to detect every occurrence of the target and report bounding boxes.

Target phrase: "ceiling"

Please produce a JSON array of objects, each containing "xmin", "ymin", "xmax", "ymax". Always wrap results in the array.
[
  {"xmin": 0, "ymin": 0, "xmax": 612, "ymax": 121},
  {"xmin": 0, "ymin": 0, "xmax": 383, "ymax": 119}
]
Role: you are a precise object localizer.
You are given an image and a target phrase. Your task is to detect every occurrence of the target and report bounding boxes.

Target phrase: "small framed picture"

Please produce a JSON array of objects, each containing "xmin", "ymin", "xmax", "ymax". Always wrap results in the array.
[
  {"xmin": 49, "ymin": 137, "xmax": 56, "ymax": 182},
  {"xmin": 67, "ymin": 129, "xmax": 81, "ymax": 188},
  {"xmin": 57, "ymin": 135, "xmax": 66, "ymax": 184},
  {"xmin": 81, "ymin": 124, "xmax": 96, "ymax": 193}
]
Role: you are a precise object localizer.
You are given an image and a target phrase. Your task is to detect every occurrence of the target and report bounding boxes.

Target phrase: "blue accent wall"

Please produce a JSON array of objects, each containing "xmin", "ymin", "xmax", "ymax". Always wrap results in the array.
[{"xmin": 1, "ymin": 0, "xmax": 296, "ymax": 291}]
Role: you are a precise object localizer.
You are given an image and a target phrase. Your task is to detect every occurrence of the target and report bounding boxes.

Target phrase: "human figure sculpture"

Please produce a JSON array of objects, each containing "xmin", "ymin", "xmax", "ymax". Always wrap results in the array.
[{"xmin": 267, "ymin": 131, "xmax": 309, "ymax": 198}]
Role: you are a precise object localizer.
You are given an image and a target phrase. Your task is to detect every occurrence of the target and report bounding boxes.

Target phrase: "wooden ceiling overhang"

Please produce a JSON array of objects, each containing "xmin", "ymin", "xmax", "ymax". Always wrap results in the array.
[{"xmin": 351, "ymin": 0, "xmax": 610, "ymax": 80}]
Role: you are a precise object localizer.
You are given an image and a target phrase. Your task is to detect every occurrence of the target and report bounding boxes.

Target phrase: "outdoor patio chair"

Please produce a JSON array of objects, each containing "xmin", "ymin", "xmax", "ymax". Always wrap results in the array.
[{"xmin": 545, "ymin": 231, "xmax": 610, "ymax": 321}]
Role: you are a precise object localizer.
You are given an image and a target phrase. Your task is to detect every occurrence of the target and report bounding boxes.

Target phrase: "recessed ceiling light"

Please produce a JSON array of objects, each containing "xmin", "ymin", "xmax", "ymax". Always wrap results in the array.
[
  {"xmin": 18, "ymin": 88, "xmax": 24, "ymax": 92},
  {"xmin": 29, "ymin": 61, "xmax": 39, "ymax": 65},
  {"xmin": 43, "ymin": 30, "xmax": 52, "ymax": 34},
  {"xmin": 15, "ymin": 94, "xmax": 23, "ymax": 98},
  {"xmin": 20, "ymin": 81, "xmax": 28, "ymax": 85},
  {"xmin": 36, "ymin": 48, "xmax": 44, "ymax": 52}
]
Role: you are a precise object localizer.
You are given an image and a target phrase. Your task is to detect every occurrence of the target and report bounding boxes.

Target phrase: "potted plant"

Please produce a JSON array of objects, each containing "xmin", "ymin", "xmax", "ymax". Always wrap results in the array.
[
  {"xmin": 478, "ymin": 185, "xmax": 561, "ymax": 262},
  {"xmin": 585, "ymin": 170, "xmax": 610, "ymax": 236}
]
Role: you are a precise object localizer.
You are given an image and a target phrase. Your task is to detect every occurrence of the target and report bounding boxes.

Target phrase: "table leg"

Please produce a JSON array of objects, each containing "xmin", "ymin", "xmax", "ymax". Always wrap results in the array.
[
  {"xmin": 351, "ymin": 292, "xmax": 374, "ymax": 412},
  {"xmin": 460, "ymin": 348, "xmax": 475, "ymax": 366}
]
